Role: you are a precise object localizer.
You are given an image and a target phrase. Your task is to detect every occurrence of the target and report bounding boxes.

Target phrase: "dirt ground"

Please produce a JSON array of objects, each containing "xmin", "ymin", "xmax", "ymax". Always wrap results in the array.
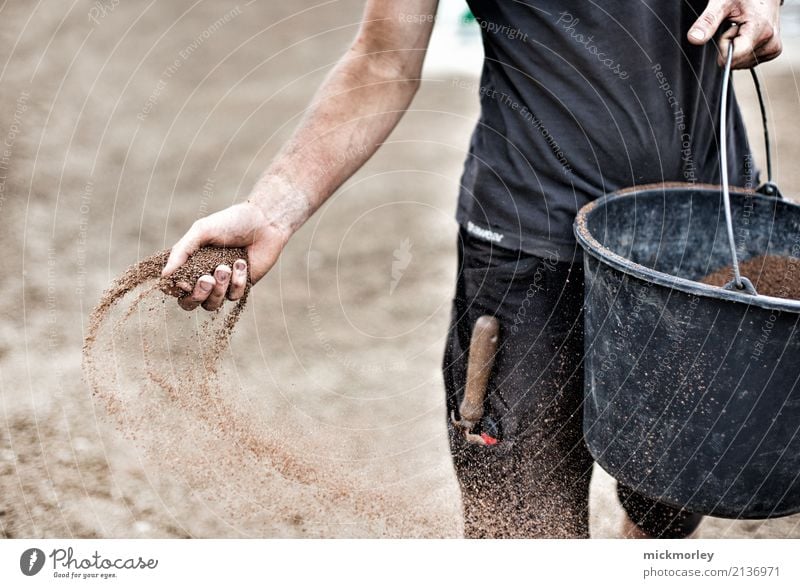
[{"xmin": 1, "ymin": 1, "xmax": 799, "ymax": 539}]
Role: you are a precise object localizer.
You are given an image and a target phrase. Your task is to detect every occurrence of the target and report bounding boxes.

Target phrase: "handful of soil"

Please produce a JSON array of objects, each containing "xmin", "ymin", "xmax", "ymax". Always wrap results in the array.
[
  {"xmin": 700, "ymin": 254, "xmax": 800, "ymax": 300},
  {"xmin": 158, "ymin": 246, "xmax": 249, "ymax": 297}
]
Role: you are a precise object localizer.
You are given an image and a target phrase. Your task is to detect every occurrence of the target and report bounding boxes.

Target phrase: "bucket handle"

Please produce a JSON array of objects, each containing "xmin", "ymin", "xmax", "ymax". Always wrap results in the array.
[
  {"xmin": 751, "ymin": 69, "xmax": 782, "ymax": 199},
  {"xmin": 718, "ymin": 37, "xmax": 780, "ymax": 296}
]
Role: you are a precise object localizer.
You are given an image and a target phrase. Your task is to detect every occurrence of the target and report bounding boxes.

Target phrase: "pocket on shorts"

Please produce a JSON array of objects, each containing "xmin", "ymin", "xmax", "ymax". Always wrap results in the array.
[{"xmin": 459, "ymin": 235, "xmax": 547, "ymax": 320}]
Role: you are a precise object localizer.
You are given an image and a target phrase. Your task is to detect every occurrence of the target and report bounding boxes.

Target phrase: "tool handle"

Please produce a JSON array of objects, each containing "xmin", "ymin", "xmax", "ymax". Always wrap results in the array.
[{"xmin": 459, "ymin": 315, "xmax": 500, "ymax": 424}]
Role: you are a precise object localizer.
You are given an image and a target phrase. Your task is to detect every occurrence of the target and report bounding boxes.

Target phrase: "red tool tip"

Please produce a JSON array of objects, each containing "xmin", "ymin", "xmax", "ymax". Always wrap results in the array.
[{"xmin": 480, "ymin": 432, "xmax": 499, "ymax": 445}]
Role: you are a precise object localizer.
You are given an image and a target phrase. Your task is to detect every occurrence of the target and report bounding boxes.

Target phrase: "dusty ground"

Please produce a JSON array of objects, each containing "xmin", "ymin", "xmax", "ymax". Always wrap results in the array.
[{"xmin": 1, "ymin": 1, "xmax": 799, "ymax": 539}]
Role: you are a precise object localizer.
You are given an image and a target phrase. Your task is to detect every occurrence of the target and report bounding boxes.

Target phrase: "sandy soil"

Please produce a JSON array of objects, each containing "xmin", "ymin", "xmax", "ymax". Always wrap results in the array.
[{"xmin": 1, "ymin": 1, "xmax": 799, "ymax": 539}]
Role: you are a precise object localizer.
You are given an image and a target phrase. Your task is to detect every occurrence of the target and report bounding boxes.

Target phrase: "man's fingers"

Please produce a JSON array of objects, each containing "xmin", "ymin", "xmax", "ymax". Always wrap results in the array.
[
  {"xmin": 688, "ymin": 1, "xmax": 781, "ymax": 69},
  {"xmin": 717, "ymin": 23, "xmax": 744, "ymax": 66},
  {"xmin": 202, "ymin": 265, "xmax": 231, "ymax": 311},
  {"xmin": 688, "ymin": 2, "xmax": 726, "ymax": 44},
  {"xmin": 177, "ymin": 275, "xmax": 215, "ymax": 311},
  {"xmin": 730, "ymin": 32, "xmax": 757, "ymax": 68},
  {"xmin": 756, "ymin": 36, "xmax": 782, "ymax": 63},
  {"xmin": 162, "ymin": 220, "xmax": 207, "ymax": 277},
  {"xmin": 227, "ymin": 259, "xmax": 248, "ymax": 301},
  {"xmin": 719, "ymin": 21, "xmax": 781, "ymax": 69}
]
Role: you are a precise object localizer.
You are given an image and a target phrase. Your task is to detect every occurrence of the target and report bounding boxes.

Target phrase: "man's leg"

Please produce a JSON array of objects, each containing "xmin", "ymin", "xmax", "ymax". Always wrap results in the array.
[
  {"xmin": 443, "ymin": 229, "xmax": 593, "ymax": 538},
  {"xmin": 616, "ymin": 482, "xmax": 704, "ymax": 539}
]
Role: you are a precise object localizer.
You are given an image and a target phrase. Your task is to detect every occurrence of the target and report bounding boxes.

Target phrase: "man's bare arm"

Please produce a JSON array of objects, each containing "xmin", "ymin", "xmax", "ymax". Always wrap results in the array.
[{"xmin": 163, "ymin": 0, "xmax": 439, "ymax": 311}]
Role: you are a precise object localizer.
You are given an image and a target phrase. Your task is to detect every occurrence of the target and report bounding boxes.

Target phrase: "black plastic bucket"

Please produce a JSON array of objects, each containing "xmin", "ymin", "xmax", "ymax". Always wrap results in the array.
[{"xmin": 574, "ymin": 182, "xmax": 800, "ymax": 518}]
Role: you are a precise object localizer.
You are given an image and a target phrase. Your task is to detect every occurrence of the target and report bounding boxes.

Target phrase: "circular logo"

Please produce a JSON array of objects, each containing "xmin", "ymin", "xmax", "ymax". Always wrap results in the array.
[{"xmin": 20, "ymin": 548, "xmax": 45, "ymax": 576}]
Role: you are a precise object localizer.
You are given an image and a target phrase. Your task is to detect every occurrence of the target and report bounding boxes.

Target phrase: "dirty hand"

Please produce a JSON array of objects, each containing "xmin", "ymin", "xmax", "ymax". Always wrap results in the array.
[
  {"xmin": 687, "ymin": 0, "xmax": 782, "ymax": 69},
  {"xmin": 162, "ymin": 201, "xmax": 290, "ymax": 311}
]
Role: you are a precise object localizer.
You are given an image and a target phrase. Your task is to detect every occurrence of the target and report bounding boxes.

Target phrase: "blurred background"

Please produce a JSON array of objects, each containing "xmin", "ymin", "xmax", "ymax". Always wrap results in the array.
[{"xmin": 1, "ymin": 0, "xmax": 799, "ymax": 538}]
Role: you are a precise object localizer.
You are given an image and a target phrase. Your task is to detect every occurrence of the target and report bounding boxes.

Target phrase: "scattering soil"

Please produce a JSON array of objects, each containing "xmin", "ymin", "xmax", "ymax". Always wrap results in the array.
[
  {"xmin": 81, "ymin": 246, "xmax": 450, "ymax": 537},
  {"xmin": 700, "ymin": 254, "xmax": 800, "ymax": 300}
]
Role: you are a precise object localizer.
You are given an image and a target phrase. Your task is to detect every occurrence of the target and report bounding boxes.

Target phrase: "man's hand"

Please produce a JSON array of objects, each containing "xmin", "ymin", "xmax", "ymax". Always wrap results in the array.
[
  {"xmin": 161, "ymin": 0, "xmax": 438, "ymax": 311},
  {"xmin": 687, "ymin": 0, "xmax": 782, "ymax": 69},
  {"xmin": 162, "ymin": 201, "xmax": 289, "ymax": 311}
]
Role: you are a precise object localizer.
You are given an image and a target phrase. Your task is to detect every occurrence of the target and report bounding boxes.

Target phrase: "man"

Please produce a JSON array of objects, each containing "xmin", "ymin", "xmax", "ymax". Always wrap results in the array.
[{"xmin": 161, "ymin": 0, "xmax": 783, "ymax": 538}]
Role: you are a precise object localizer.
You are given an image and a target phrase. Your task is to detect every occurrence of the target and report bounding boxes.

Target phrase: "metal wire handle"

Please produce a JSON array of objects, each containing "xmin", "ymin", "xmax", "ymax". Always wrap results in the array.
[
  {"xmin": 720, "ymin": 41, "xmax": 758, "ymax": 295},
  {"xmin": 750, "ymin": 68, "xmax": 782, "ymax": 198}
]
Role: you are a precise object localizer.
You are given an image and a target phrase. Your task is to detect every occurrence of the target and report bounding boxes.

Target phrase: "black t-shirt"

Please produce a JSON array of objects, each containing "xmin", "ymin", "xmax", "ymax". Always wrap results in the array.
[{"xmin": 458, "ymin": 0, "xmax": 755, "ymax": 258}]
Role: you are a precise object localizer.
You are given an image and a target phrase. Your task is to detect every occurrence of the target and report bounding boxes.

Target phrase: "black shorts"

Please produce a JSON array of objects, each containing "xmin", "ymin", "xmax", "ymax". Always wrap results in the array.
[{"xmin": 443, "ymin": 228, "xmax": 703, "ymax": 538}]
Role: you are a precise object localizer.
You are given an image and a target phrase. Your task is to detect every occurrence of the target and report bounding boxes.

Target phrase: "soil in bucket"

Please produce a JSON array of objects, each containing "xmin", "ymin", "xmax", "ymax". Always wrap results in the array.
[{"xmin": 700, "ymin": 254, "xmax": 800, "ymax": 300}]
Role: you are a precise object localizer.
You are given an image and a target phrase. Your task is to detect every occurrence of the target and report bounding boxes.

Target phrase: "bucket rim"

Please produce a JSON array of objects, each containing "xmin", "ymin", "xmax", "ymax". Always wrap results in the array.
[
  {"xmin": 591, "ymin": 453, "xmax": 800, "ymax": 519},
  {"xmin": 573, "ymin": 182, "xmax": 800, "ymax": 313}
]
